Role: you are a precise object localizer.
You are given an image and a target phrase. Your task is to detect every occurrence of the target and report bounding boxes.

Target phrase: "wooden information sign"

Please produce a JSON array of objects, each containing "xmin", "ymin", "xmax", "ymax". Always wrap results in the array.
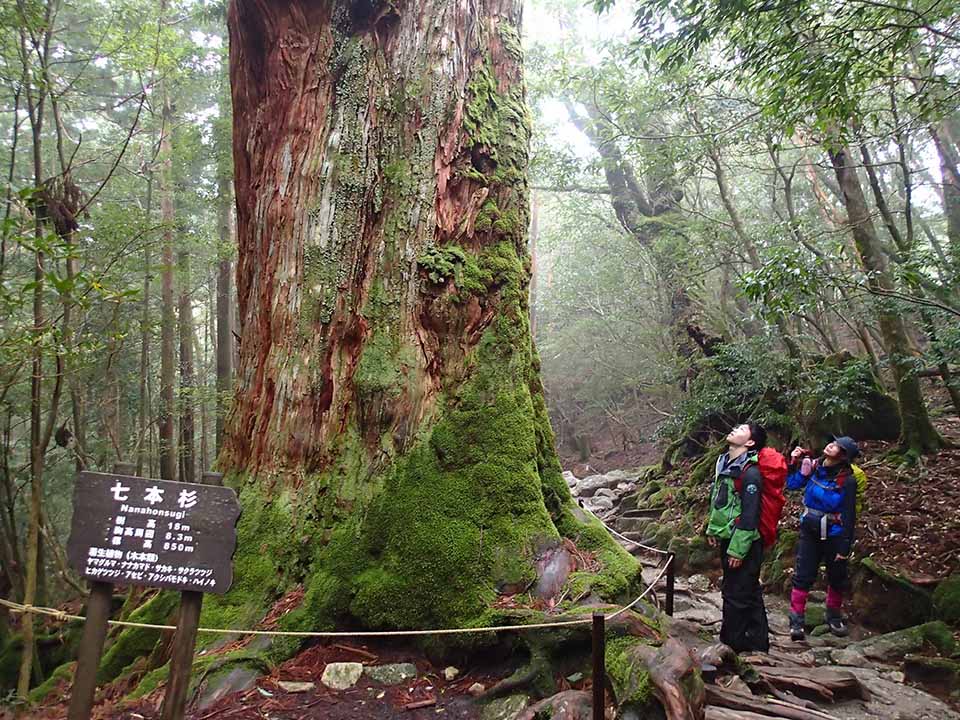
[
  {"xmin": 67, "ymin": 471, "xmax": 241, "ymax": 595},
  {"xmin": 66, "ymin": 468, "xmax": 241, "ymax": 720}
]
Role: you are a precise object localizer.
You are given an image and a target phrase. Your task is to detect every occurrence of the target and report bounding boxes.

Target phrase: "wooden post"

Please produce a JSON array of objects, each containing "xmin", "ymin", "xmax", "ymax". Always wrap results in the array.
[
  {"xmin": 160, "ymin": 471, "xmax": 222, "ymax": 720},
  {"xmin": 66, "ymin": 581, "xmax": 112, "ymax": 720},
  {"xmin": 665, "ymin": 552, "xmax": 676, "ymax": 617},
  {"xmin": 592, "ymin": 612, "xmax": 605, "ymax": 720},
  {"xmin": 67, "ymin": 462, "xmax": 134, "ymax": 720}
]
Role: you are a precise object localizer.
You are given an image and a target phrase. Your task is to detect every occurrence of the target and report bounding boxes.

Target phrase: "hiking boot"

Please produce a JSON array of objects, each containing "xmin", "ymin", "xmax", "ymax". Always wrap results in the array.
[
  {"xmin": 788, "ymin": 612, "xmax": 805, "ymax": 641},
  {"xmin": 826, "ymin": 608, "xmax": 848, "ymax": 637}
]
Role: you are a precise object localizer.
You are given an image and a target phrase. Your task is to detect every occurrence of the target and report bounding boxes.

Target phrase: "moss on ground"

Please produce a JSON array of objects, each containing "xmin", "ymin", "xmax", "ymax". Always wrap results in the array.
[
  {"xmin": 934, "ymin": 574, "xmax": 960, "ymax": 627},
  {"xmin": 97, "ymin": 591, "xmax": 179, "ymax": 684},
  {"xmin": 27, "ymin": 660, "xmax": 74, "ymax": 703}
]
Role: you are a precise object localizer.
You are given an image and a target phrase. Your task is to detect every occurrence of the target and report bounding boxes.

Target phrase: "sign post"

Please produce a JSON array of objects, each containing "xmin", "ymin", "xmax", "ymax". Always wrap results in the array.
[
  {"xmin": 67, "ymin": 463, "xmax": 135, "ymax": 720},
  {"xmin": 66, "ymin": 469, "xmax": 240, "ymax": 719},
  {"xmin": 160, "ymin": 471, "xmax": 223, "ymax": 720}
]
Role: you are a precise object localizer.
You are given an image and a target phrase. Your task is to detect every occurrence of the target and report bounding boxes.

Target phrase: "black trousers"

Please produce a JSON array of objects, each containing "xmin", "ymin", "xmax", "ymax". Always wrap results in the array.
[
  {"xmin": 719, "ymin": 539, "xmax": 770, "ymax": 652},
  {"xmin": 792, "ymin": 524, "xmax": 850, "ymax": 592}
]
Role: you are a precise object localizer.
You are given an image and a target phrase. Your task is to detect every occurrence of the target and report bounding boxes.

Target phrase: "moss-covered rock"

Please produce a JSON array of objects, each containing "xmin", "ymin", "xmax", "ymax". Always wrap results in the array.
[
  {"xmin": 687, "ymin": 536, "xmax": 716, "ymax": 571},
  {"xmin": 761, "ymin": 529, "xmax": 798, "ymax": 594},
  {"xmin": 848, "ymin": 621, "xmax": 957, "ymax": 661},
  {"xmin": 904, "ymin": 655, "xmax": 960, "ymax": 694},
  {"xmin": 851, "ymin": 557, "xmax": 933, "ymax": 632},
  {"xmin": 805, "ymin": 604, "xmax": 826, "ymax": 630},
  {"xmin": 933, "ymin": 574, "xmax": 960, "ymax": 627}
]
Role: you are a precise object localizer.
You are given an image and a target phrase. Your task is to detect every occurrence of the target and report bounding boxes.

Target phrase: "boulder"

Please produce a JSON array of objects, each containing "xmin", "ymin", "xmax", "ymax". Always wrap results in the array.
[
  {"xmin": 574, "ymin": 474, "xmax": 622, "ymax": 497},
  {"xmin": 847, "ymin": 621, "xmax": 957, "ymax": 662},
  {"xmin": 830, "ymin": 649, "xmax": 871, "ymax": 667},
  {"xmin": 584, "ymin": 496, "xmax": 614, "ymax": 512},
  {"xmin": 321, "ymin": 662, "xmax": 364, "ymax": 690},
  {"xmin": 851, "ymin": 557, "xmax": 933, "ymax": 632},
  {"xmin": 562, "ymin": 471, "xmax": 578, "ymax": 488},
  {"xmin": 277, "ymin": 680, "xmax": 315, "ymax": 693},
  {"xmin": 933, "ymin": 574, "xmax": 960, "ymax": 626},
  {"xmin": 594, "ymin": 488, "xmax": 619, "ymax": 499}
]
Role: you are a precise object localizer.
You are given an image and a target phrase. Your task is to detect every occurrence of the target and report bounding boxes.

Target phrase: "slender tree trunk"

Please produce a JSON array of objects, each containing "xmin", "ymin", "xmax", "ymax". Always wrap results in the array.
[
  {"xmin": 137, "ymin": 174, "xmax": 153, "ymax": 476},
  {"xmin": 219, "ymin": 0, "xmax": 632, "ymax": 632},
  {"xmin": 178, "ymin": 247, "xmax": 196, "ymax": 484},
  {"xmin": 158, "ymin": 76, "xmax": 177, "ymax": 481},
  {"xmin": 828, "ymin": 142, "xmax": 942, "ymax": 455},
  {"xmin": 215, "ymin": 60, "xmax": 234, "ymax": 452}
]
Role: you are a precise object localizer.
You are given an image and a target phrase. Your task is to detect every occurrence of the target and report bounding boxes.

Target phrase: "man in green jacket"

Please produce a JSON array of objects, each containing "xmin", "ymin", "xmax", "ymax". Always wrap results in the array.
[{"xmin": 706, "ymin": 422, "xmax": 770, "ymax": 652}]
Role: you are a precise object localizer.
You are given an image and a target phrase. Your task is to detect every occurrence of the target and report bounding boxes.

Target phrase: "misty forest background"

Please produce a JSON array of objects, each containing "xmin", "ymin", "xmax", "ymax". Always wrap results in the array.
[{"xmin": 2, "ymin": 0, "xmax": 960, "ymax": 698}]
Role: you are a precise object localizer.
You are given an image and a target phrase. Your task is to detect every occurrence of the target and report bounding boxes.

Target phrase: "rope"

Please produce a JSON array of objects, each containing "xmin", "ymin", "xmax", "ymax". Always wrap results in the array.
[
  {"xmin": 0, "ymin": 557, "xmax": 671, "ymax": 636},
  {"xmin": 1, "ymin": 497, "xmax": 674, "ymax": 639},
  {"xmin": 579, "ymin": 502, "xmax": 671, "ymax": 556}
]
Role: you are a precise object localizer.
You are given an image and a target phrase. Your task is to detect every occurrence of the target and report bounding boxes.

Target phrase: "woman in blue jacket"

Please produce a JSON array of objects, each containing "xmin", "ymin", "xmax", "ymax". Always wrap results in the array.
[{"xmin": 786, "ymin": 436, "xmax": 859, "ymax": 641}]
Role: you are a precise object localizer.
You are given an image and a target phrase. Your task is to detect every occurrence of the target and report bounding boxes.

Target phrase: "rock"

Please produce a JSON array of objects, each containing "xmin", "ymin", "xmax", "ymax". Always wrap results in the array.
[
  {"xmin": 933, "ymin": 574, "xmax": 960, "ymax": 626},
  {"xmin": 444, "ymin": 666, "xmax": 459, "ymax": 681},
  {"xmin": 575, "ymin": 474, "xmax": 622, "ymax": 497},
  {"xmin": 687, "ymin": 574, "xmax": 711, "ymax": 594},
  {"xmin": 616, "ymin": 482, "xmax": 636, "ymax": 493},
  {"xmin": 468, "ymin": 682, "xmax": 486, "ymax": 697},
  {"xmin": 686, "ymin": 537, "xmax": 716, "ymax": 572},
  {"xmin": 584, "ymin": 496, "xmax": 614, "ymax": 512},
  {"xmin": 720, "ymin": 676, "xmax": 752, "ymax": 695},
  {"xmin": 322, "ymin": 662, "xmax": 364, "ymax": 690},
  {"xmin": 848, "ymin": 621, "xmax": 957, "ymax": 662},
  {"xmin": 615, "ymin": 516, "xmax": 651, "ymax": 535},
  {"xmin": 534, "ymin": 544, "xmax": 574, "ymax": 600},
  {"xmin": 594, "ymin": 488, "xmax": 619, "ymax": 499},
  {"xmin": 884, "ymin": 670, "xmax": 905, "ymax": 683},
  {"xmin": 804, "ymin": 604, "xmax": 826, "ymax": 629},
  {"xmin": 904, "ymin": 655, "xmax": 960, "ymax": 693},
  {"xmin": 278, "ymin": 680, "xmax": 315, "ymax": 693},
  {"xmin": 481, "ymin": 694, "xmax": 529, "ymax": 720},
  {"xmin": 811, "ymin": 624, "xmax": 832, "ymax": 637},
  {"xmin": 811, "ymin": 647, "xmax": 833, "ymax": 665},
  {"xmin": 363, "ymin": 663, "xmax": 417, "ymax": 685},
  {"xmin": 809, "ymin": 590, "xmax": 826, "ymax": 603},
  {"xmin": 195, "ymin": 667, "xmax": 262, "ymax": 710},
  {"xmin": 852, "ymin": 557, "xmax": 933, "ymax": 632},
  {"xmin": 830, "ymin": 648, "xmax": 871, "ymax": 667},
  {"xmin": 562, "ymin": 471, "xmax": 578, "ymax": 488}
]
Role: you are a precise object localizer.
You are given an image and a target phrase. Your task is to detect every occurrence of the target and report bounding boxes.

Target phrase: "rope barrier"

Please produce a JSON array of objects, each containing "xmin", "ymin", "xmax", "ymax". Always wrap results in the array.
[
  {"xmin": 579, "ymin": 502, "xmax": 671, "ymax": 556},
  {"xmin": 0, "ymin": 555, "xmax": 672, "ymax": 637},
  {"xmin": 2, "ymin": 497, "xmax": 674, "ymax": 640}
]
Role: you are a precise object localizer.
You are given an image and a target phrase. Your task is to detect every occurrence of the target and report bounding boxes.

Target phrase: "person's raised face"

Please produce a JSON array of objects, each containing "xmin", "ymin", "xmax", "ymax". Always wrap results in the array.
[
  {"xmin": 823, "ymin": 441, "xmax": 845, "ymax": 459},
  {"xmin": 726, "ymin": 424, "xmax": 754, "ymax": 447}
]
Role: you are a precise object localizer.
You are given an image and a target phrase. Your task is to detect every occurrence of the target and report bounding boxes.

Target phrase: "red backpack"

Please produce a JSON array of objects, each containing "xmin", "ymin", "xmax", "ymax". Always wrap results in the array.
[{"xmin": 735, "ymin": 447, "xmax": 788, "ymax": 549}]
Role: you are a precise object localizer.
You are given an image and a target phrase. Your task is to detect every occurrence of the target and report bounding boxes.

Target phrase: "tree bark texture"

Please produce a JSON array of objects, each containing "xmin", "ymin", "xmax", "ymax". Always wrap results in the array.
[
  {"xmin": 219, "ymin": 0, "xmax": 634, "ymax": 631},
  {"xmin": 828, "ymin": 144, "xmax": 942, "ymax": 455}
]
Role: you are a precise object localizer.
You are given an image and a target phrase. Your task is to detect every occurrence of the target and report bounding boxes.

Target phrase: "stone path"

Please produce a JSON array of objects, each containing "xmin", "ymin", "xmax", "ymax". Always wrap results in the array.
[{"xmin": 664, "ymin": 571, "xmax": 960, "ymax": 720}]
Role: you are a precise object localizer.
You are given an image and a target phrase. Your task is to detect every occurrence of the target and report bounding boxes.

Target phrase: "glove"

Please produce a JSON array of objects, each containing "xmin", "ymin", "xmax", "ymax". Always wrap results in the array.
[{"xmin": 800, "ymin": 457, "xmax": 813, "ymax": 476}]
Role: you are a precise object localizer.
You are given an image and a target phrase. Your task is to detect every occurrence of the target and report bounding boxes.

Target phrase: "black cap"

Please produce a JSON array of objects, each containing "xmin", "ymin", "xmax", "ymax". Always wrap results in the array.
[{"xmin": 831, "ymin": 435, "xmax": 860, "ymax": 460}]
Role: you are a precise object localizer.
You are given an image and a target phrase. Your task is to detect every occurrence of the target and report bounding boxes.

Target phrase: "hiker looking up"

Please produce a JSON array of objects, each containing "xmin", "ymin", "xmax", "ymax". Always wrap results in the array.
[
  {"xmin": 705, "ymin": 422, "xmax": 771, "ymax": 653},
  {"xmin": 786, "ymin": 436, "xmax": 861, "ymax": 641}
]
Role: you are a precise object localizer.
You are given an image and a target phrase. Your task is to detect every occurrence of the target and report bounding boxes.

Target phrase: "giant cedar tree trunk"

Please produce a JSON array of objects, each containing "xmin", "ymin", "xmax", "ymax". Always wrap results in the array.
[{"xmin": 219, "ymin": 0, "xmax": 632, "ymax": 631}]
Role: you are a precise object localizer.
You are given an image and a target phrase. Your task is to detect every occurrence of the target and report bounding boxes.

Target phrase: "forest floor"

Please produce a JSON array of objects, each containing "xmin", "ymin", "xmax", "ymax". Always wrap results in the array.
[{"xmin": 19, "ymin": 413, "xmax": 960, "ymax": 719}]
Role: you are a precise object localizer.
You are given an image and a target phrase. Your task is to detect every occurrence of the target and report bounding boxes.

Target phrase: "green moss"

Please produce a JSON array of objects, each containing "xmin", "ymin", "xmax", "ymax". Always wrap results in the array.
[
  {"xmin": 417, "ymin": 245, "xmax": 490, "ymax": 296},
  {"xmin": 605, "ymin": 636, "xmax": 654, "ymax": 708},
  {"xmin": 761, "ymin": 529, "xmax": 797, "ymax": 593},
  {"xmin": 27, "ymin": 660, "xmax": 74, "ymax": 703},
  {"xmin": 98, "ymin": 591, "xmax": 179, "ymax": 683},
  {"xmin": 934, "ymin": 574, "xmax": 960, "ymax": 627}
]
